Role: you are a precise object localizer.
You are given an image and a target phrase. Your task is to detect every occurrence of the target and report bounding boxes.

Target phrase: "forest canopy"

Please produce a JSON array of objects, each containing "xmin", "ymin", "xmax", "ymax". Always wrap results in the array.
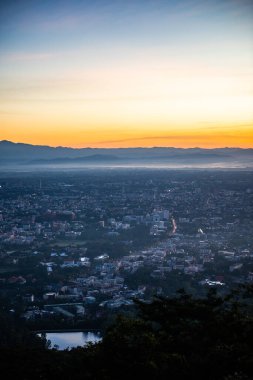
[{"xmin": 0, "ymin": 286, "xmax": 253, "ymax": 379}]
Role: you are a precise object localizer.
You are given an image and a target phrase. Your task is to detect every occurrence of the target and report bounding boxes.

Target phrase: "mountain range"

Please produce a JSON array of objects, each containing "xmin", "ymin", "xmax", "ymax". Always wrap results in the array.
[{"xmin": 0, "ymin": 140, "xmax": 252, "ymax": 168}]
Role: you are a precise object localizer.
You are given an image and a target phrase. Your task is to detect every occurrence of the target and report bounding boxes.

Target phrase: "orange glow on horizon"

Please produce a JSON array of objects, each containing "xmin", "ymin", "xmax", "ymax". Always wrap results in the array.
[{"xmin": 1, "ymin": 123, "xmax": 253, "ymax": 149}]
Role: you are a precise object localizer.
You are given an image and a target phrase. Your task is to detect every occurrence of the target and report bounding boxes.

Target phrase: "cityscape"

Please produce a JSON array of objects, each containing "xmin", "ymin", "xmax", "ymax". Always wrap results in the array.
[{"xmin": 0, "ymin": 169, "xmax": 252, "ymax": 330}]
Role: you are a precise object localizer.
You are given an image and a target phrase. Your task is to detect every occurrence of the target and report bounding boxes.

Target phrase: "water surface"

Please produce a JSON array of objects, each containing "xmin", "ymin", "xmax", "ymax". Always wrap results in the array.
[{"xmin": 39, "ymin": 331, "xmax": 102, "ymax": 350}]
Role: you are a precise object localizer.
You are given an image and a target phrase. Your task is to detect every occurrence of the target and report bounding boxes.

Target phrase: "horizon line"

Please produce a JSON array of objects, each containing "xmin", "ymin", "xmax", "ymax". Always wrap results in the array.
[{"xmin": 0, "ymin": 140, "xmax": 252, "ymax": 150}]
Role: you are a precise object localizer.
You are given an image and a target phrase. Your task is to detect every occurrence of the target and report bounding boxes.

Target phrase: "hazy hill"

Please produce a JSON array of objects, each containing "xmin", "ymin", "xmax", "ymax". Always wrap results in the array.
[{"xmin": 0, "ymin": 140, "xmax": 252, "ymax": 167}]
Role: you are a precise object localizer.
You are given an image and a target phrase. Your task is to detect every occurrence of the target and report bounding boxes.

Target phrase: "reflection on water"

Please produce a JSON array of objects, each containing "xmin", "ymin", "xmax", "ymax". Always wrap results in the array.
[{"xmin": 39, "ymin": 331, "xmax": 102, "ymax": 350}]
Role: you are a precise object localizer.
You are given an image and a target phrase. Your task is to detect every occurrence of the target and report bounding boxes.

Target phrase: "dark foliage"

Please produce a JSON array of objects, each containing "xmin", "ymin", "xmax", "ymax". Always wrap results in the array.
[{"xmin": 0, "ymin": 286, "xmax": 253, "ymax": 379}]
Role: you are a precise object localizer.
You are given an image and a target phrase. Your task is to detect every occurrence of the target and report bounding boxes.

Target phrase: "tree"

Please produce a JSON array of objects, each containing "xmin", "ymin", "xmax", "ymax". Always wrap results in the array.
[
  {"xmin": 98, "ymin": 286, "xmax": 253, "ymax": 379},
  {"xmin": 0, "ymin": 287, "xmax": 253, "ymax": 379}
]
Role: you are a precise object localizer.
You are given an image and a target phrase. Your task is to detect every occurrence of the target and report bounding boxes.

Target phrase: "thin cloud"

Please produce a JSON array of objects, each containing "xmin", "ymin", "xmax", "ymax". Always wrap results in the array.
[
  {"xmin": 97, "ymin": 135, "xmax": 203, "ymax": 145},
  {"xmin": 97, "ymin": 131, "xmax": 249, "ymax": 145}
]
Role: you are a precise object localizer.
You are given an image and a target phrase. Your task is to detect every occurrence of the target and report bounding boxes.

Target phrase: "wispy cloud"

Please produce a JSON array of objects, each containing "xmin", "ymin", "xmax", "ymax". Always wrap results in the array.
[
  {"xmin": 97, "ymin": 135, "xmax": 207, "ymax": 145},
  {"xmin": 97, "ymin": 129, "xmax": 251, "ymax": 145}
]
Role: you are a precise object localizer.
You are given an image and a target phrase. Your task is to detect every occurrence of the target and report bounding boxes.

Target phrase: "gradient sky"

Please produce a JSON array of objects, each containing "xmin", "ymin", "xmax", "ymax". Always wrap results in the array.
[{"xmin": 0, "ymin": 0, "xmax": 252, "ymax": 148}]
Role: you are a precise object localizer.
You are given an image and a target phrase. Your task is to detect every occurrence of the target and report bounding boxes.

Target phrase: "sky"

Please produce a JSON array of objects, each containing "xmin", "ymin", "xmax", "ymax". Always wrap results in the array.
[{"xmin": 0, "ymin": 0, "xmax": 252, "ymax": 148}]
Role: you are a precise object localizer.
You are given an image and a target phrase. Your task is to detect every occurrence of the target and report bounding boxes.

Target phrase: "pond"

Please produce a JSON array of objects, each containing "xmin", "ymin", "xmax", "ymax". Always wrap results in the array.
[{"xmin": 38, "ymin": 331, "xmax": 102, "ymax": 350}]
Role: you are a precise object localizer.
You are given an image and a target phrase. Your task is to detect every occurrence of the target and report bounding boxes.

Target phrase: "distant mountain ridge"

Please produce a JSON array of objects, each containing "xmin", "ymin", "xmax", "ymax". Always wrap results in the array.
[
  {"xmin": 31, "ymin": 154, "xmax": 120, "ymax": 164},
  {"xmin": 0, "ymin": 140, "xmax": 252, "ymax": 167}
]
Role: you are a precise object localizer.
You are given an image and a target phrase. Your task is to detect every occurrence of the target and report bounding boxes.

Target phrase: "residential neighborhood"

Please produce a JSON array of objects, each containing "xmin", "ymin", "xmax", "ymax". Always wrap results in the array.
[{"xmin": 0, "ymin": 170, "xmax": 252, "ymax": 329}]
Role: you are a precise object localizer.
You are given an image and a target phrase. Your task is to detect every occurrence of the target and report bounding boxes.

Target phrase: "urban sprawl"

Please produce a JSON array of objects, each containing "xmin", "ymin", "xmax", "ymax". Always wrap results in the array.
[{"xmin": 0, "ymin": 170, "xmax": 252, "ymax": 330}]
